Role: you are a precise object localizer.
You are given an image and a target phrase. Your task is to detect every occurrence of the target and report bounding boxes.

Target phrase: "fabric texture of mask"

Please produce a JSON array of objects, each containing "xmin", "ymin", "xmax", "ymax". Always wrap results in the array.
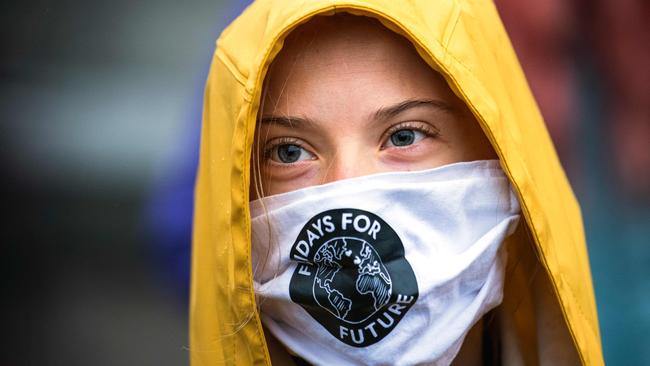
[{"xmin": 250, "ymin": 160, "xmax": 520, "ymax": 366}]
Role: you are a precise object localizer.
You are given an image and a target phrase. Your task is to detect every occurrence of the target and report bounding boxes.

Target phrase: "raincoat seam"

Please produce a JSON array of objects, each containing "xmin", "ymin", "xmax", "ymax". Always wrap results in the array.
[
  {"xmin": 563, "ymin": 280, "xmax": 594, "ymax": 363},
  {"xmin": 215, "ymin": 47, "xmax": 248, "ymax": 88},
  {"xmin": 558, "ymin": 197, "xmax": 599, "ymax": 356},
  {"xmin": 353, "ymin": 4, "xmax": 476, "ymax": 78},
  {"xmin": 442, "ymin": 0, "xmax": 461, "ymax": 49}
]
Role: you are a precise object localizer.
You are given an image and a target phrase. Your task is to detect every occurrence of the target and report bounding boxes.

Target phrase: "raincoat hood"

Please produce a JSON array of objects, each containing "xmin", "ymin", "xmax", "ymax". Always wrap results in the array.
[{"xmin": 191, "ymin": 0, "xmax": 603, "ymax": 365}]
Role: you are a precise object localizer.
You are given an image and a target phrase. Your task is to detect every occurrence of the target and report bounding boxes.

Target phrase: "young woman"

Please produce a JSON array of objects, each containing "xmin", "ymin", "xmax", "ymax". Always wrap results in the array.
[{"xmin": 191, "ymin": 1, "xmax": 603, "ymax": 365}]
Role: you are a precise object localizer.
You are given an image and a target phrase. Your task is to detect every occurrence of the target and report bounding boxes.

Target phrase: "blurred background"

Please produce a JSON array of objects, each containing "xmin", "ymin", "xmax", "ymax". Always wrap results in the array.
[{"xmin": 1, "ymin": 0, "xmax": 647, "ymax": 365}]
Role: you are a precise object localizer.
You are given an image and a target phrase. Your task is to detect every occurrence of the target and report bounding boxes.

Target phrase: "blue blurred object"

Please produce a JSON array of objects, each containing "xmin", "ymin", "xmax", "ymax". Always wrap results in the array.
[
  {"xmin": 144, "ymin": 0, "xmax": 254, "ymax": 304},
  {"xmin": 145, "ymin": 107, "xmax": 200, "ymax": 303}
]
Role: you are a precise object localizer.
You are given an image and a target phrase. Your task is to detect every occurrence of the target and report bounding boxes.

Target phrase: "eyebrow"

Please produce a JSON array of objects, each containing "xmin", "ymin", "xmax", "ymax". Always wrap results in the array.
[
  {"xmin": 259, "ymin": 98, "xmax": 455, "ymax": 128},
  {"xmin": 259, "ymin": 115, "xmax": 315, "ymax": 129},
  {"xmin": 373, "ymin": 99, "xmax": 456, "ymax": 121}
]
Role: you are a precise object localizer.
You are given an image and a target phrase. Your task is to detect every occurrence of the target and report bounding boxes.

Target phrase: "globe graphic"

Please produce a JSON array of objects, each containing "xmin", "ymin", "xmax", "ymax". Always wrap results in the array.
[{"xmin": 312, "ymin": 237, "xmax": 392, "ymax": 323}]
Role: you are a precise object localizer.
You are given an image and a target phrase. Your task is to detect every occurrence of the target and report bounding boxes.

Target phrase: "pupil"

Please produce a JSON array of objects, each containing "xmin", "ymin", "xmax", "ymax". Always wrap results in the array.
[
  {"xmin": 390, "ymin": 130, "xmax": 415, "ymax": 146},
  {"xmin": 278, "ymin": 144, "xmax": 301, "ymax": 163}
]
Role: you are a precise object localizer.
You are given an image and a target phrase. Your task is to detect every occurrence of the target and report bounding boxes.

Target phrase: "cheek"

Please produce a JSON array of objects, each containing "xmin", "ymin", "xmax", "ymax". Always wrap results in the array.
[
  {"xmin": 380, "ymin": 139, "xmax": 455, "ymax": 170},
  {"xmin": 444, "ymin": 117, "xmax": 496, "ymax": 162},
  {"xmin": 260, "ymin": 163, "xmax": 321, "ymax": 196}
]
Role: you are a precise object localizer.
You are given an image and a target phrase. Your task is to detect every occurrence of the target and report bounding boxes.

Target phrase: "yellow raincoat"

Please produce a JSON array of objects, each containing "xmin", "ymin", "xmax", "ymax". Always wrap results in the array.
[{"xmin": 191, "ymin": 0, "xmax": 603, "ymax": 364}]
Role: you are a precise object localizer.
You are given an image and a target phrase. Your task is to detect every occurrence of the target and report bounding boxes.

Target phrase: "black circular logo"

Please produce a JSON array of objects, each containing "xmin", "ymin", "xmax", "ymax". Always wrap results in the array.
[{"xmin": 289, "ymin": 208, "xmax": 419, "ymax": 347}]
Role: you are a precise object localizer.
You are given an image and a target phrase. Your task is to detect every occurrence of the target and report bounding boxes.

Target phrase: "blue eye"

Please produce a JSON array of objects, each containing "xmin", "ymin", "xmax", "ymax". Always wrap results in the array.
[
  {"xmin": 273, "ymin": 144, "xmax": 313, "ymax": 163},
  {"xmin": 387, "ymin": 129, "xmax": 425, "ymax": 147}
]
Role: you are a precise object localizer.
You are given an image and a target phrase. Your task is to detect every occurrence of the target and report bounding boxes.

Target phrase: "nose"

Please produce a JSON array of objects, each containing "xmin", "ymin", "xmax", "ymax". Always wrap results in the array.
[{"xmin": 320, "ymin": 149, "xmax": 377, "ymax": 184}]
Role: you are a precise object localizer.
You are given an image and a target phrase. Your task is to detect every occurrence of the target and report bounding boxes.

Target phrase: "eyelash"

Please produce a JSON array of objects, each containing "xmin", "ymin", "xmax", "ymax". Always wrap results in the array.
[
  {"xmin": 380, "ymin": 121, "xmax": 440, "ymax": 148},
  {"xmin": 262, "ymin": 137, "xmax": 305, "ymax": 160}
]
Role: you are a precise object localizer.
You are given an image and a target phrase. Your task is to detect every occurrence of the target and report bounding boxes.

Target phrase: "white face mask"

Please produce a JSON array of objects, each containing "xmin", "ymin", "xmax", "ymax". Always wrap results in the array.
[{"xmin": 250, "ymin": 160, "xmax": 520, "ymax": 366}]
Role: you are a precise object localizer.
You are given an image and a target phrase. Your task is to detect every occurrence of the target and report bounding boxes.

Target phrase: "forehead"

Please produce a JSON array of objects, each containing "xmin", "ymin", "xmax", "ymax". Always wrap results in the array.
[{"xmin": 262, "ymin": 14, "xmax": 460, "ymax": 117}]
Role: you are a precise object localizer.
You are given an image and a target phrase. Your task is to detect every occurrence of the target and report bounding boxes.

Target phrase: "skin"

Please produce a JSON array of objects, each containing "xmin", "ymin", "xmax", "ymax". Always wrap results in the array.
[
  {"xmin": 253, "ymin": 15, "xmax": 493, "ymax": 364},
  {"xmin": 253, "ymin": 15, "xmax": 496, "ymax": 197}
]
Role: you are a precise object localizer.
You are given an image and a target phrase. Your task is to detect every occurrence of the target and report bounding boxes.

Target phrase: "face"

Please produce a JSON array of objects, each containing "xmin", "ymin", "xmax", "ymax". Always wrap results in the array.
[{"xmin": 253, "ymin": 15, "xmax": 495, "ymax": 197}]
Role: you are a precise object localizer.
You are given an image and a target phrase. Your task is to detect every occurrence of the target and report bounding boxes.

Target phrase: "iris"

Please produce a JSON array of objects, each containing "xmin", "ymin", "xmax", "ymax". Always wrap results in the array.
[
  {"xmin": 277, "ymin": 144, "xmax": 303, "ymax": 163},
  {"xmin": 390, "ymin": 130, "xmax": 415, "ymax": 146}
]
